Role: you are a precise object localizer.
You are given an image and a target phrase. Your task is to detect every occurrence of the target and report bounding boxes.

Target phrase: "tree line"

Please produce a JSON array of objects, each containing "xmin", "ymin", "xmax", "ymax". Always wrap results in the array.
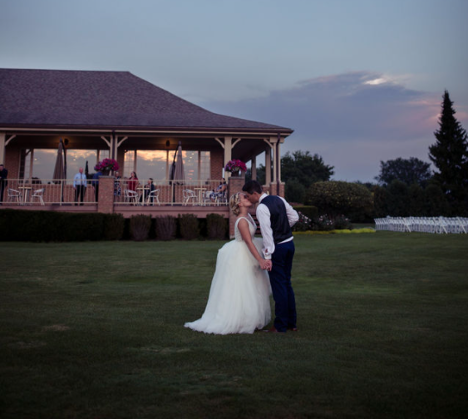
[{"xmin": 248, "ymin": 90, "xmax": 468, "ymax": 220}]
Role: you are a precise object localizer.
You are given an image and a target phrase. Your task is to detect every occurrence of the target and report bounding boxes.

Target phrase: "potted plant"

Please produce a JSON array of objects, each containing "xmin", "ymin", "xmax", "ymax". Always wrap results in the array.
[
  {"xmin": 224, "ymin": 159, "xmax": 247, "ymax": 176},
  {"xmin": 94, "ymin": 158, "xmax": 120, "ymax": 175}
]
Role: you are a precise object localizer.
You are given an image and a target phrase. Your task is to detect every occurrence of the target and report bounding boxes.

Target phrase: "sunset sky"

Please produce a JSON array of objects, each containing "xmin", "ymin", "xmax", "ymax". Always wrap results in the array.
[{"xmin": 1, "ymin": 0, "xmax": 467, "ymax": 182}]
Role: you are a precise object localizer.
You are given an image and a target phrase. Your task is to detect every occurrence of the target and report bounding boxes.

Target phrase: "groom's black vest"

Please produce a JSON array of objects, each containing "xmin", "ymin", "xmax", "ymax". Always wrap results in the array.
[{"xmin": 261, "ymin": 195, "xmax": 293, "ymax": 244}]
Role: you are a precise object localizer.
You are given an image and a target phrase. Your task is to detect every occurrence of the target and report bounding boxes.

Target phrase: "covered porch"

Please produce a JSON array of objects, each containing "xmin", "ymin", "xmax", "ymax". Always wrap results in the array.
[{"xmin": 0, "ymin": 69, "xmax": 294, "ymax": 234}]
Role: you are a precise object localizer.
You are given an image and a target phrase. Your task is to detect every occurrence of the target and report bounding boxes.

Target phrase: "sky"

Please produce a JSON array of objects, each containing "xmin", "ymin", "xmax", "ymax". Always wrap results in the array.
[{"xmin": 1, "ymin": 0, "xmax": 467, "ymax": 182}]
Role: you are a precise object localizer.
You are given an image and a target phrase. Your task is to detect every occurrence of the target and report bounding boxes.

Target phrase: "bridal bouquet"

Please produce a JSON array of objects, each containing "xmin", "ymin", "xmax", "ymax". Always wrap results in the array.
[
  {"xmin": 94, "ymin": 158, "xmax": 120, "ymax": 172},
  {"xmin": 224, "ymin": 159, "xmax": 247, "ymax": 173}
]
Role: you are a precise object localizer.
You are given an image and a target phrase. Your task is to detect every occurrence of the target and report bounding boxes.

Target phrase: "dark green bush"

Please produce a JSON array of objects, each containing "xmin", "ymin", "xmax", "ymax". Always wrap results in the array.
[
  {"xmin": 333, "ymin": 215, "xmax": 353, "ymax": 230},
  {"xmin": 373, "ymin": 186, "xmax": 391, "ymax": 217},
  {"xmin": 424, "ymin": 184, "xmax": 451, "ymax": 216},
  {"xmin": 58, "ymin": 213, "xmax": 105, "ymax": 241},
  {"xmin": 0, "ymin": 209, "xmax": 108, "ymax": 241},
  {"xmin": 178, "ymin": 214, "xmax": 199, "ymax": 240},
  {"xmin": 293, "ymin": 206, "xmax": 318, "ymax": 220},
  {"xmin": 206, "ymin": 213, "xmax": 227, "ymax": 240},
  {"xmin": 306, "ymin": 181, "xmax": 373, "ymax": 221},
  {"xmin": 285, "ymin": 179, "xmax": 306, "ymax": 204},
  {"xmin": 129, "ymin": 214, "xmax": 152, "ymax": 241},
  {"xmin": 386, "ymin": 180, "xmax": 410, "ymax": 217},
  {"xmin": 103, "ymin": 214, "xmax": 125, "ymax": 240},
  {"xmin": 155, "ymin": 216, "xmax": 176, "ymax": 241}
]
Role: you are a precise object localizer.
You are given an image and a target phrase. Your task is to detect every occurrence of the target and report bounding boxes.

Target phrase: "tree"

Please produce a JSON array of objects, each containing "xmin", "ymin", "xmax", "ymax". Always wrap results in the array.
[
  {"xmin": 429, "ymin": 90, "xmax": 468, "ymax": 214},
  {"xmin": 375, "ymin": 157, "xmax": 432, "ymax": 187},
  {"xmin": 386, "ymin": 180, "xmax": 410, "ymax": 216},
  {"xmin": 281, "ymin": 151, "xmax": 334, "ymax": 189}
]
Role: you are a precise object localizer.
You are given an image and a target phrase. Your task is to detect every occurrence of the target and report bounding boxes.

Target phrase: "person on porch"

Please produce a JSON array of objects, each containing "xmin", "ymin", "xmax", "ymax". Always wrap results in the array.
[
  {"xmin": 0, "ymin": 164, "xmax": 7, "ymax": 205},
  {"xmin": 73, "ymin": 167, "xmax": 87, "ymax": 206}
]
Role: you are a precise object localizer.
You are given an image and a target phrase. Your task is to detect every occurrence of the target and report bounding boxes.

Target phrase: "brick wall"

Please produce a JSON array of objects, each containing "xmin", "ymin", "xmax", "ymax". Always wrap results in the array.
[
  {"xmin": 4, "ymin": 145, "xmax": 21, "ymax": 179},
  {"xmin": 97, "ymin": 176, "xmax": 115, "ymax": 214},
  {"xmin": 211, "ymin": 149, "xmax": 224, "ymax": 180}
]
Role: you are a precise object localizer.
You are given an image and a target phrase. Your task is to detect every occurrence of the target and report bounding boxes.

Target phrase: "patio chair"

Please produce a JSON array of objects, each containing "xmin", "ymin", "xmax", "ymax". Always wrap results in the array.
[
  {"xmin": 124, "ymin": 189, "xmax": 139, "ymax": 205},
  {"xmin": 31, "ymin": 188, "xmax": 45, "ymax": 205},
  {"xmin": 7, "ymin": 188, "xmax": 22, "ymax": 204},
  {"xmin": 215, "ymin": 191, "xmax": 228, "ymax": 206},
  {"xmin": 146, "ymin": 189, "xmax": 160, "ymax": 206},
  {"xmin": 183, "ymin": 189, "xmax": 197, "ymax": 205}
]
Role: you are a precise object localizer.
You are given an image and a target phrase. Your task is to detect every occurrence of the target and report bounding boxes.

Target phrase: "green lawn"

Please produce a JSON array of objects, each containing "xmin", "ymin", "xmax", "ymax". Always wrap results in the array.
[{"xmin": 1, "ymin": 232, "xmax": 467, "ymax": 419}]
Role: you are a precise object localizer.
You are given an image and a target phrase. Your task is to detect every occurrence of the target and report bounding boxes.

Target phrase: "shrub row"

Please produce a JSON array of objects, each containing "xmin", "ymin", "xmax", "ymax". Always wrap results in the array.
[{"xmin": 0, "ymin": 209, "xmax": 228, "ymax": 242}]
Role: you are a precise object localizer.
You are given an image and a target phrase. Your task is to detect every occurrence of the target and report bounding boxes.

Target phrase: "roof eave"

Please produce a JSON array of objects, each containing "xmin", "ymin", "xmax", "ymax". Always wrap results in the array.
[{"xmin": 0, "ymin": 124, "xmax": 294, "ymax": 136}]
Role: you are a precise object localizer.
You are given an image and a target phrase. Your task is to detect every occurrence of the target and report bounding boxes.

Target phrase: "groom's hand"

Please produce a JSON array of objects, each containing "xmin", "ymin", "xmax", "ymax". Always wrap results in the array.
[
  {"xmin": 262, "ymin": 260, "xmax": 272, "ymax": 271},
  {"xmin": 259, "ymin": 260, "xmax": 269, "ymax": 271}
]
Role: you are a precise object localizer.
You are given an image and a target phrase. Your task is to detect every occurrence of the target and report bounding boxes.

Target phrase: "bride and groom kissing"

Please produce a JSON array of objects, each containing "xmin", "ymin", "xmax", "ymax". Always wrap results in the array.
[{"xmin": 185, "ymin": 180, "xmax": 299, "ymax": 335}]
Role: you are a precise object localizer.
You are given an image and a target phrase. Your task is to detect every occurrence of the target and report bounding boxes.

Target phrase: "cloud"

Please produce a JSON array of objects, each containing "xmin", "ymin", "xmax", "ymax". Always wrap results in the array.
[{"xmin": 200, "ymin": 71, "xmax": 449, "ymax": 182}]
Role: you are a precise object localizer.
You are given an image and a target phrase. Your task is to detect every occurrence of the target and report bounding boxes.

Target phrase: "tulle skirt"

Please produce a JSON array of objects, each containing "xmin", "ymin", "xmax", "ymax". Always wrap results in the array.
[{"xmin": 184, "ymin": 237, "xmax": 271, "ymax": 334}]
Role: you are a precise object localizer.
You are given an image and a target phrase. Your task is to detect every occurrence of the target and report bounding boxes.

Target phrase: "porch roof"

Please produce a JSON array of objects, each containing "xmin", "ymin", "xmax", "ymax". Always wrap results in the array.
[{"xmin": 0, "ymin": 69, "xmax": 293, "ymax": 135}]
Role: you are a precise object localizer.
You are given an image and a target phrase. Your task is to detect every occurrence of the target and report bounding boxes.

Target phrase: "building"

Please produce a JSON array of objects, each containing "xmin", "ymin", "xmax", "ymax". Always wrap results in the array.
[{"xmin": 0, "ymin": 68, "xmax": 293, "ymax": 229}]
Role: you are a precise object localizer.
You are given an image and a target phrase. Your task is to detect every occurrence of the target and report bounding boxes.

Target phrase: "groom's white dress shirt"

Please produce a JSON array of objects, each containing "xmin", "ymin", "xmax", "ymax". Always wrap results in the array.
[{"xmin": 256, "ymin": 193, "xmax": 299, "ymax": 260}]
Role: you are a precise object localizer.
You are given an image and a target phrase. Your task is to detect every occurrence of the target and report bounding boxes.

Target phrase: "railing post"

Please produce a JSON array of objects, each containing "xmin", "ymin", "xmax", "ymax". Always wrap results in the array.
[{"xmin": 97, "ymin": 176, "xmax": 115, "ymax": 214}]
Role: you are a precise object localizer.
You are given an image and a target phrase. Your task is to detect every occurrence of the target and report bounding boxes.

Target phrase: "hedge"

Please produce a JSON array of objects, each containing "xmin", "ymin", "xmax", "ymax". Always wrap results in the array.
[{"xmin": 0, "ymin": 209, "xmax": 229, "ymax": 242}]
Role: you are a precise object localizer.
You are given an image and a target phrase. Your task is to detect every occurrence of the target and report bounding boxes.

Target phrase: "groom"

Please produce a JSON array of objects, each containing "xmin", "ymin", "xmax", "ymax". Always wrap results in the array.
[{"xmin": 242, "ymin": 180, "xmax": 299, "ymax": 333}]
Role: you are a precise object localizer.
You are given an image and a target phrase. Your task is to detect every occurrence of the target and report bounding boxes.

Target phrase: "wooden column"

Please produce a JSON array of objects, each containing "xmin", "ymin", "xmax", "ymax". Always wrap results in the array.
[
  {"xmin": 251, "ymin": 155, "xmax": 257, "ymax": 180},
  {"xmin": 0, "ymin": 133, "xmax": 5, "ymax": 164},
  {"xmin": 223, "ymin": 136, "xmax": 232, "ymax": 178}
]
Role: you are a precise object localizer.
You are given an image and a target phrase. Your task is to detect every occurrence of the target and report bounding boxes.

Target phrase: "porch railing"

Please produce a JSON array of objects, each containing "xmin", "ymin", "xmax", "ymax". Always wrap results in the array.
[
  {"xmin": 114, "ymin": 178, "xmax": 228, "ymax": 206},
  {"xmin": 1, "ymin": 178, "xmax": 228, "ymax": 207}
]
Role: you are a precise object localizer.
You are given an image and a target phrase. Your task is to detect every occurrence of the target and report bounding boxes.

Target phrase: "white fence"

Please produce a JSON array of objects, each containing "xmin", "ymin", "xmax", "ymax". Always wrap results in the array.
[{"xmin": 374, "ymin": 216, "xmax": 468, "ymax": 234}]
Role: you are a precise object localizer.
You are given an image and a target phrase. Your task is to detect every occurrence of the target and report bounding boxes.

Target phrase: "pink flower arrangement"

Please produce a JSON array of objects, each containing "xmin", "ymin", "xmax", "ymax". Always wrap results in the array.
[
  {"xmin": 224, "ymin": 159, "xmax": 247, "ymax": 173},
  {"xmin": 94, "ymin": 158, "xmax": 119, "ymax": 172}
]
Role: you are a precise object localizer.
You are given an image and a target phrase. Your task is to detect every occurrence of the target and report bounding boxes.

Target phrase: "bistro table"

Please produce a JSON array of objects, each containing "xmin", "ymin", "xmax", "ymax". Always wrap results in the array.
[
  {"xmin": 18, "ymin": 185, "xmax": 32, "ymax": 205},
  {"xmin": 194, "ymin": 187, "xmax": 207, "ymax": 206},
  {"xmin": 136, "ymin": 186, "xmax": 149, "ymax": 206}
]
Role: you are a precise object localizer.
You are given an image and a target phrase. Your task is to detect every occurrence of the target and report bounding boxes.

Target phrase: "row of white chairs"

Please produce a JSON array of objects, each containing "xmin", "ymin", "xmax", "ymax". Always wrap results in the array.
[{"xmin": 375, "ymin": 216, "xmax": 468, "ymax": 234}]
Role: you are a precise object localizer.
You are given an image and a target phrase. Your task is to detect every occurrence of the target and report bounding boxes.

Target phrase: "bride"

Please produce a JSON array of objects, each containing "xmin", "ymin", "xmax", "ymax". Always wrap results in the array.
[{"xmin": 184, "ymin": 193, "xmax": 271, "ymax": 334}]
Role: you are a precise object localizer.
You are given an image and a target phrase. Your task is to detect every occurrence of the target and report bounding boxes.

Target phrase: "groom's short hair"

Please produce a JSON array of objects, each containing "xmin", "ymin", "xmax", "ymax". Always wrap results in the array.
[{"xmin": 242, "ymin": 180, "xmax": 263, "ymax": 195}]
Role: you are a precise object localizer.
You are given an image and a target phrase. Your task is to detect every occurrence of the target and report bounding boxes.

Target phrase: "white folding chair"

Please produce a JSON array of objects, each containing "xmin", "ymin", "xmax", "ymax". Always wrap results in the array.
[
  {"xmin": 146, "ymin": 189, "xmax": 160, "ymax": 206},
  {"xmin": 215, "ymin": 191, "xmax": 228, "ymax": 206},
  {"xmin": 183, "ymin": 189, "xmax": 197, "ymax": 205},
  {"xmin": 7, "ymin": 188, "xmax": 22, "ymax": 203},
  {"xmin": 31, "ymin": 188, "xmax": 45, "ymax": 205},
  {"xmin": 124, "ymin": 189, "xmax": 138, "ymax": 204}
]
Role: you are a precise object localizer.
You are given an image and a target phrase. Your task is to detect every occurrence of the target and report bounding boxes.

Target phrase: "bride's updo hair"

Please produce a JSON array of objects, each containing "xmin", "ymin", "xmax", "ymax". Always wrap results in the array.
[{"xmin": 229, "ymin": 193, "xmax": 241, "ymax": 216}]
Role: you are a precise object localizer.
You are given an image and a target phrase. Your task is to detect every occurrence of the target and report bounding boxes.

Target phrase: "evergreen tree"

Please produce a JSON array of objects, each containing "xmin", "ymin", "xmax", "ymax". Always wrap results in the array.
[{"xmin": 429, "ymin": 91, "xmax": 468, "ymax": 215}]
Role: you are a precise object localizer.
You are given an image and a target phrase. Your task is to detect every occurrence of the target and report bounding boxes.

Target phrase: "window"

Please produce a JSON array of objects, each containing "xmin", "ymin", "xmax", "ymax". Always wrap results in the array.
[
  {"xmin": 23, "ymin": 149, "xmax": 107, "ymax": 183},
  {"xmin": 123, "ymin": 150, "xmax": 211, "ymax": 181}
]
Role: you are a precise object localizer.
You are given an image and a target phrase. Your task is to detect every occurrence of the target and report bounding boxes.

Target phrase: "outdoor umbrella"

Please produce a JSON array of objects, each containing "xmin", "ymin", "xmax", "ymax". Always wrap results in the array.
[
  {"xmin": 169, "ymin": 142, "xmax": 185, "ymax": 203},
  {"xmin": 173, "ymin": 142, "xmax": 185, "ymax": 182},
  {"xmin": 52, "ymin": 138, "xmax": 67, "ymax": 202},
  {"xmin": 85, "ymin": 160, "xmax": 89, "ymax": 179},
  {"xmin": 52, "ymin": 139, "xmax": 66, "ymax": 183}
]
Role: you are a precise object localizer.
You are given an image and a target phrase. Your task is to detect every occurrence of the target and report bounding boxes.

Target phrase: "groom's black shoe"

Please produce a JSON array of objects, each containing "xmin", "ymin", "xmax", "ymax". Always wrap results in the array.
[
  {"xmin": 289, "ymin": 327, "xmax": 298, "ymax": 332},
  {"xmin": 264, "ymin": 327, "xmax": 285, "ymax": 333}
]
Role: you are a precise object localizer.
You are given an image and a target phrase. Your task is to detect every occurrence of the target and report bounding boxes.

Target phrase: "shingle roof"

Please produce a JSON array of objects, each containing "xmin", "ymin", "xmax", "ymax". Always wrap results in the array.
[{"xmin": 0, "ymin": 69, "xmax": 292, "ymax": 133}]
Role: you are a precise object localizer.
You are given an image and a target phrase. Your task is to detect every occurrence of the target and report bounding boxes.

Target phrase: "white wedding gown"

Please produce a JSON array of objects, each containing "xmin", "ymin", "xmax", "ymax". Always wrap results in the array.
[{"xmin": 184, "ymin": 214, "xmax": 271, "ymax": 334}]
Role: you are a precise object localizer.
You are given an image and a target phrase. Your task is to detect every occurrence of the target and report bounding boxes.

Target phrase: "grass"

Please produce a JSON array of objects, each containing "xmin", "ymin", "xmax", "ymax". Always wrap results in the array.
[{"xmin": 1, "ymin": 232, "xmax": 467, "ymax": 419}]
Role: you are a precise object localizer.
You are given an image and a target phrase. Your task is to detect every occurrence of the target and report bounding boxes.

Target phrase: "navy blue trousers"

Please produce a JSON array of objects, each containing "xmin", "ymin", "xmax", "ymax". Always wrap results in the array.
[{"xmin": 269, "ymin": 240, "xmax": 296, "ymax": 332}]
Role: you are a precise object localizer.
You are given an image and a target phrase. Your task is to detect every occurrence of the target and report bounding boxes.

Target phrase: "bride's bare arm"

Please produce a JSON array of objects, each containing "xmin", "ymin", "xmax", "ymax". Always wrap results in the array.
[{"xmin": 238, "ymin": 219, "xmax": 269, "ymax": 270}]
